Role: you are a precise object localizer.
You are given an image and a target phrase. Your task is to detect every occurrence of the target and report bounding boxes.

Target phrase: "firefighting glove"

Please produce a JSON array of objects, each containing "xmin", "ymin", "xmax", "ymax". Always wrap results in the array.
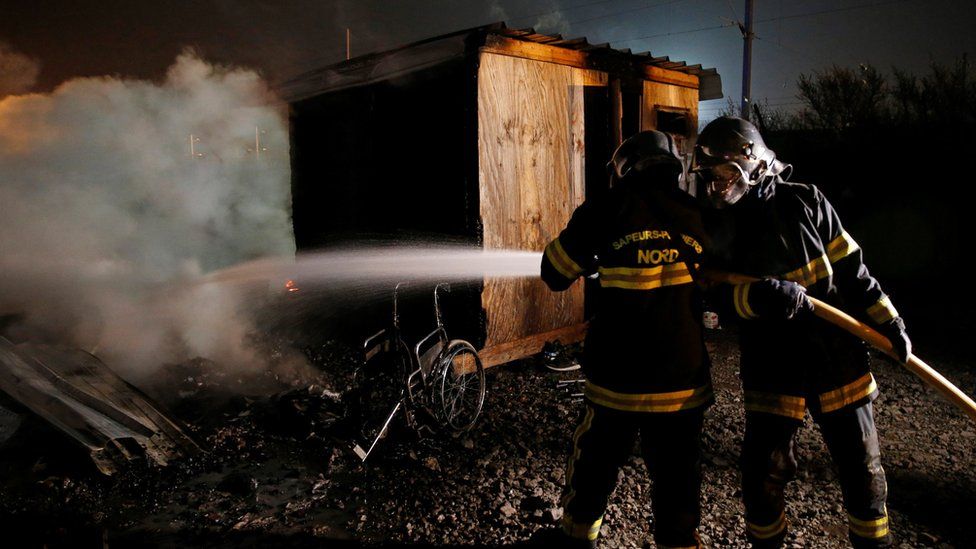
[
  {"xmin": 748, "ymin": 278, "xmax": 813, "ymax": 320},
  {"xmin": 878, "ymin": 316, "xmax": 912, "ymax": 363}
]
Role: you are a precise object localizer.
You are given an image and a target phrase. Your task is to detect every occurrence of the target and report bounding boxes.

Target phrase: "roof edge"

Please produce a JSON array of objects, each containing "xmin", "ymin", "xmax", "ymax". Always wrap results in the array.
[{"xmin": 277, "ymin": 22, "xmax": 723, "ymax": 102}]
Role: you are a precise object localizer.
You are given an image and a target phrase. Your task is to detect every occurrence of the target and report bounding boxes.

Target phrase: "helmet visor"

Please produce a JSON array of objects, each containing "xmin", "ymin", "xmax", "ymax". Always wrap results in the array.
[{"xmin": 694, "ymin": 161, "xmax": 751, "ymax": 208}]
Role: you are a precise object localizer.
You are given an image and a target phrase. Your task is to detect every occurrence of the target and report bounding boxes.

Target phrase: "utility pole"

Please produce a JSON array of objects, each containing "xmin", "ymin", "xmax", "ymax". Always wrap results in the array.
[
  {"xmin": 740, "ymin": 0, "xmax": 755, "ymax": 120},
  {"xmin": 346, "ymin": 28, "xmax": 351, "ymax": 60}
]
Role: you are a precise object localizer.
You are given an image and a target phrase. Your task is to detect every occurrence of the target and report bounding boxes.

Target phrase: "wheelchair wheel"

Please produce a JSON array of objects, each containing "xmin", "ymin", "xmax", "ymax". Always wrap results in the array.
[{"xmin": 434, "ymin": 340, "xmax": 486, "ymax": 434}]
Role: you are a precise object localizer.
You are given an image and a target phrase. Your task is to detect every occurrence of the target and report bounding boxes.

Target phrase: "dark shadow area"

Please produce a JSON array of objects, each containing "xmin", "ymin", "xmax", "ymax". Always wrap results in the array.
[
  {"xmin": 752, "ymin": 61, "xmax": 976, "ymax": 369},
  {"xmin": 886, "ymin": 468, "xmax": 976, "ymax": 546},
  {"xmin": 287, "ymin": 54, "xmax": 485, "ymax": 352},
  {"xmin": 765, "ymin": 124, "xmax": 976, "ymax": 367}
]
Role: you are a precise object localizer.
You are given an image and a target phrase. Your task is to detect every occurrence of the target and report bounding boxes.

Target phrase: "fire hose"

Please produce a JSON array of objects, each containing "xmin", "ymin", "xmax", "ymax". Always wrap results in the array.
[{"xmin": 704, "ymin": 269, "xmax": 976, "ymax": 423}]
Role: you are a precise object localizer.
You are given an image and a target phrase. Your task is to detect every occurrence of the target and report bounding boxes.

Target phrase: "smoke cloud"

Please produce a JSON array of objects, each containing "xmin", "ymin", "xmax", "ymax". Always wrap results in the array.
[
  {"xmin": 0, "ymin": 51, "xmax": 295, "ymax": 377},
  {"xmin": 0, "ymin": 43, "xmax": 40, "ymax": 98},
  {"xmin": 488, "ymin": 0, "xmax": 510, "ymax": 23},
  {"xmin": 488, "ymin": 1, "xmax": 570, "ymax": 35},
  {"xmin": 532, "ymin": 2, "xmax": 571, "ymax": 36}
]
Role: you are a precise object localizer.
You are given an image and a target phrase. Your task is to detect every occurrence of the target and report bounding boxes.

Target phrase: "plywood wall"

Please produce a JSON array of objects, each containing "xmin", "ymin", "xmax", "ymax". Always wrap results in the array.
[
  {"xmin": 640, "ymin": 80, "xmax": 699, "ymax": 130},
  {"xmin": 477, "ymin": 52, "xmax": 606, "ymax": 349},
  {"xmin": 642, "ymin": 79, "xmax": 699, "ymax": 194}
]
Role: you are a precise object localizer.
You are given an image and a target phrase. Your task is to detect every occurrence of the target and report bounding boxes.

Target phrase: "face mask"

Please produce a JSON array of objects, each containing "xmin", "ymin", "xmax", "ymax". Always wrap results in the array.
[{"xmin": 695, "ymin": 161, "xmax": 753, "ymax": 208}]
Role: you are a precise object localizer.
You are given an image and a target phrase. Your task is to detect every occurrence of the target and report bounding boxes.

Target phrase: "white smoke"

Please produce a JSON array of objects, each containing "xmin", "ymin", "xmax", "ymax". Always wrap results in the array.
[
  {"xmin": 533, "ymin": 2, "xmax": 571, "ymax": 36},
  {"xmin": 488, "ymin": 1, "xmax": 570, "ymax": 35},
  {"xmin": 488, "ymin": 0, "xmax": 509, "ymax": 22},
  {"xmin": 0, "ymin": 43, "xmax": 40, "ymax": 98},
  {"xmin": 0, "ymin": 51, "xmax": 295, "ymax": 377}
]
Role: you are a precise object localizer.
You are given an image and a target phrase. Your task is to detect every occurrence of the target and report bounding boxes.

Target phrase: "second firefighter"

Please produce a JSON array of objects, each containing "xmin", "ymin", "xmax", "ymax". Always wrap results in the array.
[{"xmin": 537, "ymin": 130, "xmax": 712, "ymax": 549}]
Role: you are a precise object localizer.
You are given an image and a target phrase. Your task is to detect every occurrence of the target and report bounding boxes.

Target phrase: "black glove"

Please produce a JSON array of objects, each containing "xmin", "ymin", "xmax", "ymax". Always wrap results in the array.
[
  {"xmin": 878, "ymin": 316, "xmax": 911, "ymax": 363},
  {"xmin": 748, "ymin": 278, "xmax": 813, "ymax": 319}
]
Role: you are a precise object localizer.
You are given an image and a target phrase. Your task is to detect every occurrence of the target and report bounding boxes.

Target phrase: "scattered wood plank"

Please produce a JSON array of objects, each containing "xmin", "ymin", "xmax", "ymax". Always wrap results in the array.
[
  {"xmin": 479, "ymin": 323, "xmax": 587, "ymax": 369},
  {"xmin": 0, "ymin": 337, "xmax": 199, "ymax": 475}
]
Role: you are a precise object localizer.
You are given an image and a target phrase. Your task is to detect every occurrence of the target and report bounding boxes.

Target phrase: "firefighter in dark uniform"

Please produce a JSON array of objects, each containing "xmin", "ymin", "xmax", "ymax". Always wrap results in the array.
[
  {"xmin": 692, "ymin": 117, "xmax": 912, "ymax": 548},
  {"xmin": 535, "ymin": 131, "xmax": 711, "ymax": 549}
]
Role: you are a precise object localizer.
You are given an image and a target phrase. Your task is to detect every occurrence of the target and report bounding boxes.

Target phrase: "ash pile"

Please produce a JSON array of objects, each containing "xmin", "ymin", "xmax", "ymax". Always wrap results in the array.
[{"xmin": 0, "ymin": 332, "xmax": 974, "ymax": 548}]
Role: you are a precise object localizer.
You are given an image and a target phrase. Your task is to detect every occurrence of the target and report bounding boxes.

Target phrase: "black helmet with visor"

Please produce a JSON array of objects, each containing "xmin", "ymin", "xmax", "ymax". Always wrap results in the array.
[
  {"xmin": 608, "ymin": 130, "xmax": 684, "ymax": 185},
  {"xmin": 692, "ymin": 117, "xmax": 785, "ymax": 208}
]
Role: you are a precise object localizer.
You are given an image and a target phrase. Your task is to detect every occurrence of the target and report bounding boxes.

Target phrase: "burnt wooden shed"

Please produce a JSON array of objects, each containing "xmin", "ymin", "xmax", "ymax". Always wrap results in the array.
[{"xmin": 281, "ymin": 23, "xmax": 722, "ymax": 368}]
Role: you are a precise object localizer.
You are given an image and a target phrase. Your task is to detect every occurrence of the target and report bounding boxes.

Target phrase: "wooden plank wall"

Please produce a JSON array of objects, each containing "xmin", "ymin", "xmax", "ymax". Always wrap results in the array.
[
  {"xmin": 640, "ymin": 79, "xmax": 699, "ymax": 133},
  {"xmin": 641, "ymin": 80, "xmax": 699, "ymax": 194},
  {"xmin": 477, "ymin": 52, "xmax": 606, "ymax": 351}
]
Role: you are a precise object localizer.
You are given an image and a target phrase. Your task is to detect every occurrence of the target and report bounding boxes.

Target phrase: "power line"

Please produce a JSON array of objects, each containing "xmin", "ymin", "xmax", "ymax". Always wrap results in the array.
[
  {"xmin": 275, "ymin": 0, "xmax": 621, "ymax": 79},
  {"xmin": 277, "ymin": 1, "xmax": 688, "ymax": 79},
  {"xmin": 282, "ymin": 0, "xmax": 915, "ymax": 94},
  {"xmin": 756, "ymin": 34, "xmax": 825, "ymax": 65},
  {"xmin": 506, "ymin": 0, "xmax": 626, "ymax": 23},
  {"xmin": 524, "ymin": 0, "xmax": 912, "ymax": 51},
  {"xmin": 618, "ymin": 0, "xmax": 914, "ymax": 49},
  {"xmin": 755, "ymin": 0, "xmax": 913, "ymax": 25},
  {"xmin": 701, "ymin": 97, "xmax": 804, "ymax": 107},
  {"xmin": 725, "ymin": 0, "xmax": 740, "ymax": 21},
  {"xmin": 749, "ymin": 96, "xmax": 802, "ymax": 102},
  {"xmin": 565, "ymin": 0, "xmax": 688, "ymax": 27},
  {"xmin": 614, "ymin": 21, "xmax": 736, "ymax": 46}
]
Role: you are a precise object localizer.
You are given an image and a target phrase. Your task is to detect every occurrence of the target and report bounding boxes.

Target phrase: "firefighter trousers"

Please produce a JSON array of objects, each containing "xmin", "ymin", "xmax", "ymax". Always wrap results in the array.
[
  {"xmin": 561, "ymin": 402, "xmax": 704, "ymax": 548},
  {"xmin": 741, "ymin": 402, "xmax": 891, "ymax": 548}
]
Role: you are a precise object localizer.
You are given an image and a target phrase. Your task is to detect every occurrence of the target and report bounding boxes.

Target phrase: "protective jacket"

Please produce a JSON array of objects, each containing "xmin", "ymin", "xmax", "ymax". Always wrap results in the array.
[
  {"xmin": 705, "ymin": 176, "xmax": 900, "ymax": 419},
  {"xmin": 541, "ymin": 182, "xmax": 713, "ymax": 413}
]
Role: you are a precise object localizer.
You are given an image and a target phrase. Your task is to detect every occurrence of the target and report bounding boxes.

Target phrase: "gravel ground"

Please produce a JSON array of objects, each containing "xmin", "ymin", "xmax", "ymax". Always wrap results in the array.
[
  {"xmin": 0, "ymin": 330, "xmax": 973, "ymax": 548},
  {"xmin": 345, "ymin": 329, "xmax": 976, "ymax": 548}
]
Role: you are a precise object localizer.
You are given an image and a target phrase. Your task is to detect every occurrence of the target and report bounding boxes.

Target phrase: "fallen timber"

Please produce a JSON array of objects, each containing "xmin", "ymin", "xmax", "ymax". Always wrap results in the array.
[{"xmin": 0, "ymin": 337, "xmax": 199, "ymax": 475}]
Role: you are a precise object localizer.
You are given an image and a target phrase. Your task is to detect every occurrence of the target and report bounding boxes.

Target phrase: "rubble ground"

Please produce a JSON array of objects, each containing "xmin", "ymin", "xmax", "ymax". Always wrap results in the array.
[{"xmin": 0, "ymin": 331, "xmax": 973, "ymax": 548}]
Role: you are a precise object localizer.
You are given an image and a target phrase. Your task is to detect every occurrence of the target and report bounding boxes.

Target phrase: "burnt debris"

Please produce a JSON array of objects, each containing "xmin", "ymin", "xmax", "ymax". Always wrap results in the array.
[{"xmin": 0, "ymin": 337, "xmax": 199, "ymax": 475}]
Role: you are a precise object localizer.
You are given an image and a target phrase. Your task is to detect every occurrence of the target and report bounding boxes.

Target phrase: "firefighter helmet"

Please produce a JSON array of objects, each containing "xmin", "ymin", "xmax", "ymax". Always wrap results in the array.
[
  {"xmin": 607, "ymin": 130, "xmax": 683, "ymax": 181},
  {"xmin": 692, "ymin": 117, "xmax": 779, "ymax": 208}
]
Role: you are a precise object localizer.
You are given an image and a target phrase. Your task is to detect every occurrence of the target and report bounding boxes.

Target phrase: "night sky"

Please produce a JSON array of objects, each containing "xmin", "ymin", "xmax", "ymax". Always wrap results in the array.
[{"xmin": 3, "ymin": 0, "xmax": 975, "ymax": 119}]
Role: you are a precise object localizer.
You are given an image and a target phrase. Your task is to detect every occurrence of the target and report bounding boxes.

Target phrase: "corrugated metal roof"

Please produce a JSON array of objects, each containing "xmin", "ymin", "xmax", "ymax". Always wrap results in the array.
[{"xmin": 278, "ymin": 22, "xmax": 722, "ymax": 102}]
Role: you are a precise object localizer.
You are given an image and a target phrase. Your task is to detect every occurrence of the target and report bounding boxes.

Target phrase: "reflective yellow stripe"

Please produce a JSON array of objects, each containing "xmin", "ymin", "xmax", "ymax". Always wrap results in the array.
[
  {"xmin": 848, "ymin": 512, "xmax": 889, "ymax": 539},
  {"xmin": 781, "ymin": 254, "xmax": 833, "ymax": 287},
  {"xmin": 744, "ymin": 391, "xmax": 806, "ymax": 420},
  {"xmin": 598, "ymin": 263, "xmax": 693, "ymax": 290},
  {"xmin": 747, "ymin": 512, "xmax": 787, "ymax": 539},
  {"xmin": 561, "ymin": 406, "xmax": 595, "ymax": 508},
  {"xmin": 545, "ymin": 238, "xmax": 584, "ymax": 280},
  {"xmin": 733, "ymin": 283, "xmax": 758, "ymax": 319},
  {"xmin": 827, "ymin": 231, "xmax": 860, "ymax": 263},
  {"xmin": 561, "ymin": 514, "xmax": 604, "ymax": 541},
  {"xmin": 599, "ymin": 264, "xmax": 689, "ymax": 276},
  {"xmin": 866, "ymin": 296, "xmax": 899, "ymax": 324},
  {"xmin": 819, "ymin": 373, "xmax": 877, "ymax": 413},
  {"xmin": 584, "ymin": 382, "xmax": 712, "ymax": 412}
]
